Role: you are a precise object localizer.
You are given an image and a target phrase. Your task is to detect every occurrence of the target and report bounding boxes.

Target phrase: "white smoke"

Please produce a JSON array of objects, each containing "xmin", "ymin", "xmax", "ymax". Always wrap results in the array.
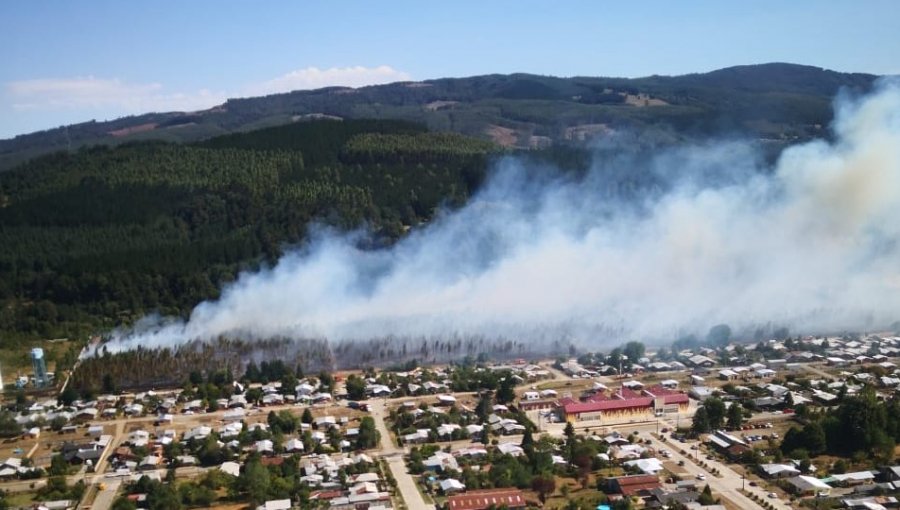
[{"xmin": 105, "ymin": 82, "xmax": 900, "ymax": 353}]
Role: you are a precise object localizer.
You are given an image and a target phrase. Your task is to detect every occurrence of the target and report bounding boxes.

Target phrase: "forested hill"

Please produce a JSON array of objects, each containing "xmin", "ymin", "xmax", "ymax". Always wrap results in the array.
[
  {"xmin": 0, "ymin": 119, "xmax": 499, "ymax": 345},
  {"xmin": 0, "ymin": 63, "xmax": 878, "ymax": 171}
]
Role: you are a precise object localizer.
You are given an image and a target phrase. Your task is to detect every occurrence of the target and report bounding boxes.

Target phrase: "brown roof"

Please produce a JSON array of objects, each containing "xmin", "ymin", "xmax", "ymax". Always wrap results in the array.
[
  {"xmin": 310, "ymin": 490, "xmax": 342, "ymax": 500},
  {"xmin": 260, "ymin": 456, "xmax": 284, "ymax": 466},
  {"xmin": 564, "ymin": 397, "xmax": 654, "ymax": 414},
  {"xmin": 611, "ymin": 474, "xmax": 662, "ymax": 496},
  {"xmin": 447, "ymin": 488, "xmax": 526, "ymax": 510}
]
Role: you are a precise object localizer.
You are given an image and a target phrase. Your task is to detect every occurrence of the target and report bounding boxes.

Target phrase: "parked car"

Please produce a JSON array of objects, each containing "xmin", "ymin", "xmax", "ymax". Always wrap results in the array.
[
  {"xmin": 696, "ymin": 474, "xmax": 706, "ymax": 480},
  {"xmin": 768, "ymin": 492, "xmax": 777, "ymax": 498}
]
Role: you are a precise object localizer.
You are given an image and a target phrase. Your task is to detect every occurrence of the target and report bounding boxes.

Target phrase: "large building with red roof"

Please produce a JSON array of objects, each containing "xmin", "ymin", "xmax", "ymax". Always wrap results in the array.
[
  {"xmin": 557, "ymin": 384, "xmax": 690, "ymax": 423},
  {"xmin": 446, "ymin": 488, "xmax": 527, "ymax": 510}
]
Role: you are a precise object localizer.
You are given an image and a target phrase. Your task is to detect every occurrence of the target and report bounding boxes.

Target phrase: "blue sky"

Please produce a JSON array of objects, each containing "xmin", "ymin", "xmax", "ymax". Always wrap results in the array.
[{"xmin": 2, "ymin": 0, "xmax": 899, "ymax": 139}]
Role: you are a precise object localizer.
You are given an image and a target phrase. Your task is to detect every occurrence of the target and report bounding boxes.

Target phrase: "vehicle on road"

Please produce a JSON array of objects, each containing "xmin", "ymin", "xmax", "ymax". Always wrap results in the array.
[
  {"xmin": 768, "ymin": 492, "xmax": 777, "ymax": 498},
  {"xmin": 696, "ymin": 474, "xmax": 706, "ymax": 480}
]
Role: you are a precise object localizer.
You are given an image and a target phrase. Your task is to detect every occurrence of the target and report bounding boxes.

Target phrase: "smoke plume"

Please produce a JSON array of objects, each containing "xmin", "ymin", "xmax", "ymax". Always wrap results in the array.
[{"xmin": 105, "ymin": 83, "xmax": 900, "ymax": 353}]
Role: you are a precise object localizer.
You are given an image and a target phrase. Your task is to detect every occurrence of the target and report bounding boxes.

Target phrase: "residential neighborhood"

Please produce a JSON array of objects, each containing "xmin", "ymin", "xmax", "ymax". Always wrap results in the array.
[{"xmin": 2, "ymin": 332, "xmax": 900, "ymax": 509}]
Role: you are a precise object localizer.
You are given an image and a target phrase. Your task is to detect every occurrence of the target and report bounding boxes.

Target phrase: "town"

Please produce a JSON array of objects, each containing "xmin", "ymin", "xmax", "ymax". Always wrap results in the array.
[{"xmin": 1, "ymin": 332, "xmax": 900, "ymax": 510}]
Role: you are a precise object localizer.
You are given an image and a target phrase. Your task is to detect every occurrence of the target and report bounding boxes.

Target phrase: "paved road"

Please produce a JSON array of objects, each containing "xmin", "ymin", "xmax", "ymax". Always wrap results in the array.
[
  {"xmin": 91, "ymin": 479, "xmax": 122, "ymax": 510},
  {"xmin": 367, "ymin": 399, "xmax": 435, "ymax": 510}
]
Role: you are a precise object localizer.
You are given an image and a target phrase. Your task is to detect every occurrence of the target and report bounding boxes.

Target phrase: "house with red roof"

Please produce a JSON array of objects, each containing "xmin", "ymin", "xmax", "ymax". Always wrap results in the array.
[
  {"xmin": 446, "ymin": 488, "xmax": 527, "ymax": 510},
  {"xmin": 556, "ymin": 384, "xmax": 689, "ymax": 423}
]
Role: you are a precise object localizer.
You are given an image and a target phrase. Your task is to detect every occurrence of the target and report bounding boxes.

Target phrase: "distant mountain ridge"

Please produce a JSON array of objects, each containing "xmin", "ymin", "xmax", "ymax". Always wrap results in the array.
[{"xmin": 0, "ymin": 62, "xmax": 878, "ymax": 171}]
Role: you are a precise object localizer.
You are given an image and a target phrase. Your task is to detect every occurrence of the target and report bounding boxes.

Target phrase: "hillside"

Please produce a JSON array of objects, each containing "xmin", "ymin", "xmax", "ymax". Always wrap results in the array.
[
  {"xmin": 0, "ymin": 63, "xmax": 877, "ymax": 171},
  {"xmin": 0, "ymin": 119, "xmax": 500, "ymax": 346}
]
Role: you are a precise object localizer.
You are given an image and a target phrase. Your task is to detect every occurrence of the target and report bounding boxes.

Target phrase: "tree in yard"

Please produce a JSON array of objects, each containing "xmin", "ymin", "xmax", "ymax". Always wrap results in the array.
[
  {"xmin": 702, "ymin": 397, "xmax": 726, "ymax": 430},
  {"xmin": 607, "ymin": 348, "xmax": 624, "ymax": 370},
  {"xmin": 111, "ymin": 498, "xmax": 138, "ymax": 510},
  {"xmin": 698, "ymin": 484, "xmax": 717, "ymax": 505},
  {"xmin": 496, "ymin": 376, "xmax": 515, "ymax": 405},
  {"xmin": 531, "ymin": 473, "xmax": 556, "ymax": 503},
  {"xmin": 564, "ymin": 421, "xmax": 575, "ymax": 440},
  {"xmin": 520, "ymin": 426, "xmax": 534, "ymax": 450},
  {"xmin": 238, "ymin": 458, "xmax": 271, "ymax": 506},
  {"xmin": 244, "ymin": 387, "xmax": 263, "ymax": 405},
  {"xmin": 147, "ymin": 482, "xmax": 182, "ymax": 510},
  {"xmin": 59, "ymin": 385, "xmax": 79, "ymax": 407},
  {"xmin": 476, "ymin": 391, "xmax": 493, "ymax": 423},
  {"xmin": 623, "ymin": 341, "xmax": 646, "ymax": 362},
  {"xmin": 301, "ymin": 407, "xmax": 314, "ymax": 424},
  {"xmin": 356, "ymin": 416, "xmax": 380, "ymax": 450},
  {"xmin": 692, "ymin": 406, "xmax": 710, "ymax": 434},
  {"xmin": 784, "ymin": 391, "xmax": 795, "ymax": 407},
  {"xmin": 346, "ymin": 375, "xmax": 366, "ymax": 401},
  {"xmin": 706, "ymin": 324, "xmax": 732, "ymax": 346},
  {"xmin": 47, "ymin": 454, "xmax": 70, "ymax": 476},
  {"xmin": 726, "ymin": 403, "xmax": 744, "ymax": 430},
  {"xmin": 0, "ymin": 410, "xmax": 22, "ymax": 438},
  {"xmin": 49, "ymin": 415, "xmax": 68, "ymax": 432}
]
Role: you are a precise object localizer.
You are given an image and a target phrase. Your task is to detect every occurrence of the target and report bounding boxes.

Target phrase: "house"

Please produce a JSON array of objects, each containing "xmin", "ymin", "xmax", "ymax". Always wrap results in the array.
[
  {"xmin": 758, "ymin": 463, "xmax": 801, "ymax": 479},
  {"xmin": 882, "ymin": 465, "xmax": 900, "ymax": 482},
  {"xmin": 518, "ymin": 399, "xmax": 556, "ymax": 412},
  {"xmin": 437, "ymin": 394, "xmax": 457, "ymax": 406},
  {"xmin": 718, "ymin": 369, "xmax": 739, "ymax": 381},
  {"xmin": 139, "ymin": 455, "xmax": 161, "ymax": 471},
  {"xmin": 447, "ymin": 488, "xmax": 526, "ymax": 510},
  {"xmin": 823, "ymin": 470, "xmax": 876, "ymax": 487},
  {"xmin": 754, "ymin": 368, "xmax": 777, "ymax": 379},
  {"xmin": 255, "ymin": 440, "xmax": 274, "ymax": 454},
  {"xmin": 707, "ymin": 430, "xmax": 750, "ymax": 459},
  {"xmin": 284, "ymin": 439, "xmax": 305, "ymax": 453},
  {"xmin": 423, "ymin": 451, "xmax": 459, "ymax": 472},
  {"xmin": 496, "ymin": 443, "xmax": 524, "ymax": 457},
  {"xmin": 688, "ymin": 355, "xmax": 715, "ymax": 368},
  {"xmin": 659, "ymin": 379, "xmax": 678, "ymax": 389},
  {"xmin": 403, "ymin": 429, "xmax": 430, "ymax": 444},
  {"xmin": 219, "ymin": 461, "xmax": 241, "ymax": 477},
  {"xmin": 786, "ymin": 475, "xmax": 831, "ymax": 496},
  {"xmin": 437, "ymin": 424, "xmax": 462, "ymax": 438},
  {"xmin": 624, "ymin": 458, "xmax": 665, "ymax": 474},
  {"xmin": 257, "ymin": 499, "xmax": 292, "ymax": 510},
  {"xmin": 841, "ymin": 496, "xmax": 899, "ymax": 509},
  {"xmin": 604, "ymin": 474, "xmax": 662, "ymax": 497},
  {"xmin": 689, "ymin": 386, "xmax": 715, "ymax": 400},
  {"xmin": 440, "ymin": 478, "xmax": 466, "ymax": 495}
]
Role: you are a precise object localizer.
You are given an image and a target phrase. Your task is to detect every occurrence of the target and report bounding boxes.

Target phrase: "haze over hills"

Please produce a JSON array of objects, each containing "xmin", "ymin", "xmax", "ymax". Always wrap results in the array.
[
  {"xmin": 1, "ymin": 61, "xmax": 896, "ymax": 372},
  {"xmin": 0, "ymin": 63, "xmax": 878, "ymax": 172}
]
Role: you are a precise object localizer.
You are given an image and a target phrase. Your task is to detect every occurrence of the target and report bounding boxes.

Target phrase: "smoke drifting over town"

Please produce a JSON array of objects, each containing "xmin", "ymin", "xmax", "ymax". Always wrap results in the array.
[{"xmin": 106, "ymin": 83, "xmax": 900, "ymax": 353}]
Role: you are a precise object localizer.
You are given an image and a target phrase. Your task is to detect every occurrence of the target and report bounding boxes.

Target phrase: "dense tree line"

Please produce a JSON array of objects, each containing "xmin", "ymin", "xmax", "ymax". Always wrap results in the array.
[
  {"xmin": 0, "ymin": 120, "xmax": 497, "ymax": 345},
  {"xmin": 780, "ymin": 387, "xmax": 900, "ymax": 463}
]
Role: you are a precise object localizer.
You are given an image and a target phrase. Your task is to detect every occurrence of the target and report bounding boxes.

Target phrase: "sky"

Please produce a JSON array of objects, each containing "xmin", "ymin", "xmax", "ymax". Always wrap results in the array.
[{"xmin": 2, "ymin": 0, "xmax": 899, "ymax": 139}]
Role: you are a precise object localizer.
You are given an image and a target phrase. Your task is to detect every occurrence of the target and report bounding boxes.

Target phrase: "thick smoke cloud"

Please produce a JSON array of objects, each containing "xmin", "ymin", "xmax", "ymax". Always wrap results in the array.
[{"xmin": 106, "ymin": 83, "xmax": 900, "ymax": 352}]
